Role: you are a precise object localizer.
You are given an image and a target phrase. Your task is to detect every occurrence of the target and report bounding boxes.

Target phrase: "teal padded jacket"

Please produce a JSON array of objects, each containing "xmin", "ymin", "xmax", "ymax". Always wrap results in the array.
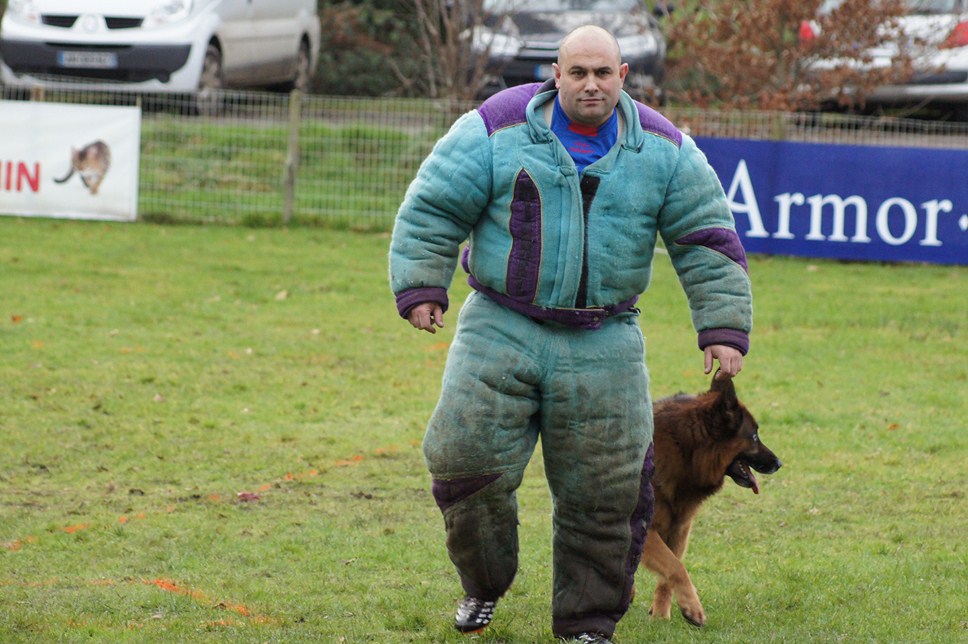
[{"xmin": 389, "ymin": 81, "xmax": 752, "ymax": 353}]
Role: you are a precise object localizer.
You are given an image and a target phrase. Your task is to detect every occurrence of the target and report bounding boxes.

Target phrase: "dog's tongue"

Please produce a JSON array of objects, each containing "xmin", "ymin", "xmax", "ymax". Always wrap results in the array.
[{"xmin": 739, "ymin": 461, "xmax": 760, "ymax": 494}]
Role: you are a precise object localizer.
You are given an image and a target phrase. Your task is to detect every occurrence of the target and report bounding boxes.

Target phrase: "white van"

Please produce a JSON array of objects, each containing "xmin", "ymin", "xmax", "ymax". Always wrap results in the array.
[{"xmin": 0, "ymin": 0, "xmax": 321, "ymax": 99}]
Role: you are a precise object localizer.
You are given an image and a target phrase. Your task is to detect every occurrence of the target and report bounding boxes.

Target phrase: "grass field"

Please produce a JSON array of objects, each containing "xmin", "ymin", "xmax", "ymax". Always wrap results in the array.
[
  {"xmin": 137, "ymin": 107, "xmax": 442, "ymax": 228},
  {"xmin": 0, "ymin": 217, "xmax": 965, "ymax": 642}
]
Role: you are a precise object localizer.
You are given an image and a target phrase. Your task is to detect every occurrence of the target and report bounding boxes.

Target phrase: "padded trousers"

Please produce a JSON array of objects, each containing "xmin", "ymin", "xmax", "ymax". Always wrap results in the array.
[{"xmin": 424, "ymin": 291, "xmax": 655, "ymax": 638}]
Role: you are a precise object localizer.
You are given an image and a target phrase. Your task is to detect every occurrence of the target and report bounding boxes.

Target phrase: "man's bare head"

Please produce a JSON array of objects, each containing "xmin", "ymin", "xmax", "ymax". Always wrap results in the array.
[
  {"xmin": 558, "ymin": 25, "xmax": 622, "ymax": 66},
  {"xmin": 553, "ymin": 25, "xmax": 628, "ymax": 127}
]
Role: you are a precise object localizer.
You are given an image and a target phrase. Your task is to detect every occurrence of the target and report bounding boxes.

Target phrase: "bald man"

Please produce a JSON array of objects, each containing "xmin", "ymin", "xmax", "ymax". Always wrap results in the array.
[{"xmin": 389, "ymin": 25, "xmax": 752, "ymax": 642}]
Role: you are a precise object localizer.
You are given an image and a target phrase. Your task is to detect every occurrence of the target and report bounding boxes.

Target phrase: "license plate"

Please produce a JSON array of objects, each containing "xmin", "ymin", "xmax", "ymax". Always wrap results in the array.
[
  {"xmin": 535, "ymin": 64, "xmax": 555, "ymax": 80},
  {"xmin": 57, "ymin": 51, "xmax": 118, "ymax": 69}
]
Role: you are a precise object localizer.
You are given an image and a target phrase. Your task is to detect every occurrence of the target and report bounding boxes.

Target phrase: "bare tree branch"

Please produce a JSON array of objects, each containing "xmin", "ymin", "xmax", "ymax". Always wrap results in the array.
[
  {"xmin": 411, "ymin": 0, "xmax": 496, "ymax": 101},
  {"xmin": 665, "ymin": 0, "xmax": 913, "ymax": 111}
]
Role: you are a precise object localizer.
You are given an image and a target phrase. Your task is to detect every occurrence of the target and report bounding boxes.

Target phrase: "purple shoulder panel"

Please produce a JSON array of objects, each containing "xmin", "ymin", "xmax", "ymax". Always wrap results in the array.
[
  {"xmin": 634, "ymin": 102, "xmax": 682, "ymax": 147},
  {"xmin": 477, "ymin": 82, "xmax": 546, "ymax": 135},
  {"xmin": 675, "ymin": 228, "xmax": 749, "ymax": 273}
]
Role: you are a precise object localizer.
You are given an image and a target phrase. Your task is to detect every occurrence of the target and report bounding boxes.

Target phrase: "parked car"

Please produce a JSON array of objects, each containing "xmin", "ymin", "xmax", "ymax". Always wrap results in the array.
[
  {"xmin": 470, "ymin": 0, "xmax": 667, "ymax": 103},
  {"xmin": 803, "ymin": 0, "xmax": 968, "ymax": 117},
  {"xmin": 0, "ymin": 0, "xmax": 320, "ymax": 109}
]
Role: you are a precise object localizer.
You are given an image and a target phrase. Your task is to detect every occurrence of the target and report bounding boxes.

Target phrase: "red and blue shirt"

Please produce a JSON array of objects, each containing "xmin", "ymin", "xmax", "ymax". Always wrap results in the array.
[{"xmin": 551, "ymin": 97, "xmax": 618, "ymax": 174}]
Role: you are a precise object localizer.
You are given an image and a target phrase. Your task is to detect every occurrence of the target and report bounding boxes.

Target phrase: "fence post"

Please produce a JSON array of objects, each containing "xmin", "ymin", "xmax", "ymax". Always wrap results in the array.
[
  {"xmin": 769, "ymin": 111, "xmax": 788, "ymax": 141},
  {"xmin": 283, "ymin": 89, "xmax": 302, "ymax": 225}
]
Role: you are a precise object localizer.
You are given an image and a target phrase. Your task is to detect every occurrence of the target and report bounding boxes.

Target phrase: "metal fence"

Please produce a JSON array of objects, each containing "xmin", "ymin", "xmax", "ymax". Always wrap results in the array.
[{"xmin": 4, "ymin": 86, "xmax": 968, "ymax": 229}]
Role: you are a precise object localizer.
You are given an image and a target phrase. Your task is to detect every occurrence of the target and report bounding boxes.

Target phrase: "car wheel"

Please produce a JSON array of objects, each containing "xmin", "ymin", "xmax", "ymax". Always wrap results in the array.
[{"xmin": 195, "ymin": 43, "xmax": 224, "ymax": 116}]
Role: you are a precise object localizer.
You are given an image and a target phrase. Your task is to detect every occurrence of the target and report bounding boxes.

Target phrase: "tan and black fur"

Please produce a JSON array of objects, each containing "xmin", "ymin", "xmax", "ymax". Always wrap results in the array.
[
  {"xmin": 55, "ymin": 140, "xmax": 111, "ymax": 195},
  {"xmin": 640, "ymin": 373, "xmax": 782, "ymax": 627}
]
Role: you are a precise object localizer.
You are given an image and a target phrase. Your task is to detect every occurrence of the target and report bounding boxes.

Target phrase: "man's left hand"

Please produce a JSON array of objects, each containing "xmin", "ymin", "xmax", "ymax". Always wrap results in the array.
[{"xmin": 704, "ymin": 345, "xmax": 744, "ymax": 379}]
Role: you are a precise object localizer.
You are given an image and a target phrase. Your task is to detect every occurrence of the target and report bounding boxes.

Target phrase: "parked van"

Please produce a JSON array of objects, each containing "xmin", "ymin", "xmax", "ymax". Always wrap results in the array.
[{"xmin": 0, "ymin": 0, "xmax": 321, "ymax": 104}]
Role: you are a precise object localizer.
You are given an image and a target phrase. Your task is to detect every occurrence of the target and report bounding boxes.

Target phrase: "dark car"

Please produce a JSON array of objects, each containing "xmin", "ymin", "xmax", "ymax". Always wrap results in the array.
[{"xmin": 470, "ymin": 0, "xmax": 667, "ymax": 103}]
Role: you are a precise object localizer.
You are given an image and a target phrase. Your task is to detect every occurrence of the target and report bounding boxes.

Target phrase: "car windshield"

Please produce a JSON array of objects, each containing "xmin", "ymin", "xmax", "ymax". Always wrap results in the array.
[
  {"xmin": 484, "ymin": 0, "xmax": 641, "ymax": 11},
  {"xmin": 819, "ymin": 0, "xmax": 962, "ymax": 15},
  {"xmin": 906, "ymin": 0, "xmax": 962, "ymax": 13}
]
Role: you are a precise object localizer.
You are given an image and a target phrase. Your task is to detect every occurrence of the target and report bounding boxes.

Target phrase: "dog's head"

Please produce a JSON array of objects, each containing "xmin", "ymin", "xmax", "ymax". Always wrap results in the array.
[{"xmin": 709, "ymin": 373, "xmax": 782, "ymax": 494}]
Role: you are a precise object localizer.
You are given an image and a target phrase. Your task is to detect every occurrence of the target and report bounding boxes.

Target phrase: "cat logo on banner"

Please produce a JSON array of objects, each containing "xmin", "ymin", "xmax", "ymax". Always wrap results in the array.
[{"xmin": 0, "ymin": 100, "xmax": 140, "ymax": 221}]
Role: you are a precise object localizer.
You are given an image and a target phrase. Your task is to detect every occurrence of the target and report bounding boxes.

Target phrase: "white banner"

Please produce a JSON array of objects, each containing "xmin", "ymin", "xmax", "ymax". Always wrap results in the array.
[{"xmin": 0, "ymin": 100, "xmax": 141, "ymax": 221}]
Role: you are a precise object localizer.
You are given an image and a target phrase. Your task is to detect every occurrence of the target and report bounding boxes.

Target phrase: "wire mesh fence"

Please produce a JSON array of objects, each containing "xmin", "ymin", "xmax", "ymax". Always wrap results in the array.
[
  {"xmin": 664, "ymin": 106, "xmax": 968, "ymax": 149},
  {"xmin": 3, "ymin": 86, "xmax": 968, "ymax": 229}
]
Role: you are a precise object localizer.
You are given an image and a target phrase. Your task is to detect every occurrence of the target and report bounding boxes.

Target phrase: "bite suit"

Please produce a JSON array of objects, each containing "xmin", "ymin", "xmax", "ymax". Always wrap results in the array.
[{"xmin": 389, "ymin": 80, "xmax": 752, "ymax": 638}]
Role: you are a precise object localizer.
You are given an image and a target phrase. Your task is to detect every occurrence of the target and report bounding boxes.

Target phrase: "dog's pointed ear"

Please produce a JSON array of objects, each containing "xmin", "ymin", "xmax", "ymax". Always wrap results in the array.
[
  {"xmin": 710, "ymin": 372, "xmax": 741, "ymax": 427},
  {"xmin": 710, "ymin": 370, "xmax": 736, "ymax": 397}
]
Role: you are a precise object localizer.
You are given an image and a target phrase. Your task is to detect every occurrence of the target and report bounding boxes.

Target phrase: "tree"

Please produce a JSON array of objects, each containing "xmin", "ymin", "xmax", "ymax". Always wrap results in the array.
[
  {"xmin": 313, "ymin": 1, "xmax": 424, "ymax": 97},
  {"xmin": 409, "ymin": 0, "xmax": 498, "ymax": 101},
  {"xmin": 664, "ymin": 0, "xmax": 912, "ymax": 111},
  {"xmin": 313, "ymin": 0, "xmax": 493, "ymax": 100}
]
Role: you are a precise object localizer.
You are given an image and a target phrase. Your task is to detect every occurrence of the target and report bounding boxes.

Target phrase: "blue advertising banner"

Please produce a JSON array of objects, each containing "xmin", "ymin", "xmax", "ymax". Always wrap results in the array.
[{"xmin": 694, "ymin": 137, "xmax": 968, "ymax": 265}]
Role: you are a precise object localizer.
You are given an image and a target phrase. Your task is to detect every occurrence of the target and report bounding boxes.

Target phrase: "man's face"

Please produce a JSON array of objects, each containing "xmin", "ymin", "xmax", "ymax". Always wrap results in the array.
[{"xmin": 553, "ymin": 31, "xmax": 628, "ymax": 128}]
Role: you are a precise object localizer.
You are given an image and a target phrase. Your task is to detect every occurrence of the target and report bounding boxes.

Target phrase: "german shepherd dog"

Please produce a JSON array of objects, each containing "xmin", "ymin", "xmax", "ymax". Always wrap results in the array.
[{"xmin": 639, "ymin": 373, "xmax": 782, "ymax": 627}]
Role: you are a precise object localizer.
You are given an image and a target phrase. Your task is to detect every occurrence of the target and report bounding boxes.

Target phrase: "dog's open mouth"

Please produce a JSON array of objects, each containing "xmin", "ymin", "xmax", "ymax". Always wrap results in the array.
[{"xmin": 726, "ymin": 459, "xmax": 759, "ymax": 494}]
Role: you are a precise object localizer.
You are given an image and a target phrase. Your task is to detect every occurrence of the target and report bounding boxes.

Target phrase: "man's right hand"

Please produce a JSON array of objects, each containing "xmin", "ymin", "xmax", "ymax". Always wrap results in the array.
[{"xmin": 407, "ymin": 302, "xmax": 445, "ymax": 334}]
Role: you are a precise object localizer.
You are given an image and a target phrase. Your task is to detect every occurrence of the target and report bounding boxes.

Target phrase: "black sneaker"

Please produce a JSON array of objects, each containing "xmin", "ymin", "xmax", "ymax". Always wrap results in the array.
[
  {"xmin": 567, "ymin": 633, "xmax": 612, "ymax": 644},
  {"xmin": 454, "ymin": 596, "xmax": 496, "ymax": 633}
]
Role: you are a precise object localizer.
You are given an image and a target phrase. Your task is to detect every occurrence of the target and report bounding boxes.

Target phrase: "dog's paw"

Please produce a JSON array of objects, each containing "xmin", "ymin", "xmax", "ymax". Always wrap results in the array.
[
  {"xmin": 648, "ymin": 601, "xmax": 673, "ymax": 620},
  {"xmin": 679, "ymin": 603, "xmax": 707, "ymax": 628},
  {"xmin": 649, "ymin": 583, "xmax": 673, "ymax": 619}
]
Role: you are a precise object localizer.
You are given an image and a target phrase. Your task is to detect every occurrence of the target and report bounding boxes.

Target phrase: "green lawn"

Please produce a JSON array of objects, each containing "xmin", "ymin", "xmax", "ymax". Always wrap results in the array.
[
  {"xmin": 0, "ymin": 217, "xmax": 964, "ymax": 642},
  {"xmin": 138, "ymin": 111, "xmax": 440, "ymax": 228}
]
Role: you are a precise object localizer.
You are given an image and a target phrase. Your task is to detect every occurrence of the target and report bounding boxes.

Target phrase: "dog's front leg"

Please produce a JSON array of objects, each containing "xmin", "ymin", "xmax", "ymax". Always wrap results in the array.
[
  {"xmin": 641, "ymin": 530, "xmax": 706, "ymax": 627},
  {"xmin": 650, "ymin": 580, "xmax": 674, "ymax": 620},
  {"xmin": 640, "ymin": 531, "xmax": 676, "ymax": 619}
]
